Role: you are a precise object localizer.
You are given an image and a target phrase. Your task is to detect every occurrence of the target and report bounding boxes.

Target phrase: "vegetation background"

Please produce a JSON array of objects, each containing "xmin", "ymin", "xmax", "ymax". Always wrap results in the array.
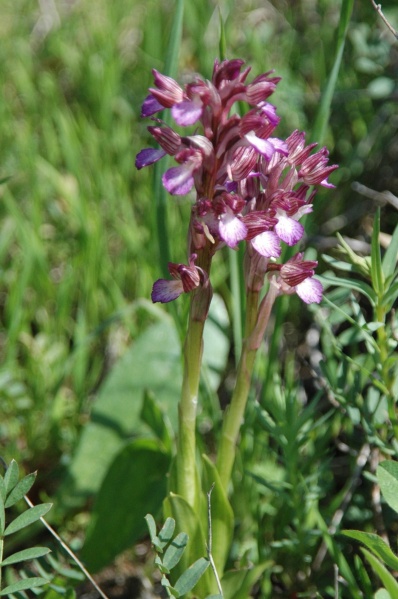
[{"xmin": 1, "ymin": 0, "xmax": 398, "ymax": 597}]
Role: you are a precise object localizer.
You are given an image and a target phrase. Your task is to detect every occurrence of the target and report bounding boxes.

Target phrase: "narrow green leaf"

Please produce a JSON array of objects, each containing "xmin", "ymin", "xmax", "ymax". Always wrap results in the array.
[
  {"xmin": 377, "ymin": 461, "xmax": 398, "ymax": 514},
  {"xmin": 145, "ymin": 514, "xmax": 159, "ymax": 546},
  {"xmin": 158, "ymin": 518, "xmax": 176, "ymax": 548},
  {"xmin": 319, "ymin": 274, "xmax": 376, "ymax": 305},
  {"xmin": 0, "ymin": 476, "xmax": 6, "ymax": 502},
  {"xmin": 371, "ymin": 208, "xmax": 384, "ymax": 296},
  {"xmin": 5, "ymin": 473, "xmax": 37, "ymax": 508},
  {"xmin": 342, "ymin": 530, "xmax": 398, "ymax": 571},
  {"xmin": 218, "ymin": 8, "xmax": 227, "ymax": 61},
  {"xmin": 1, "ymin": 547, "xmax": 51, "ymax": 566},
  {"xmin": 382, "ymin": 222, "xmax": 398, "ymax": 279},
  {"xmin": 0, "ymin": 577, "xmax": 49, "ymax": 595},
  {"xmin": 4, "ymin": 460, "xmax": 19, "ymax": 495},
  {"xmin": 163, "ymin": 532, "xmax": 188, "ymax": 571},
  {"xmin": 361, "ymin": 549, "xmax": 398, "ymax": 597},
  {"xmin": 381, "ymin": 280, "xmax": 398, "ymax": 311},
  {"xmin": 174, "ymin": 557, "xmax": 210, "ymax": 595},
  {"xmin": 0, "ymin": 499, "xmax": 5, "ymax": 536},
  {"xmin": 4, "ymin": 503, "xmax": 52, "ymax": 536},
  {"xmin": 310, "ymin": 0, "xmax": 355, "ymax": 144}
]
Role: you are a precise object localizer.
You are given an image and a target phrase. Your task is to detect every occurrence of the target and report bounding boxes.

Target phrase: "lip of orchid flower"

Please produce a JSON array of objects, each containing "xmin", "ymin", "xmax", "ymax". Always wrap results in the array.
[
  {"xmin": 270, "ymin": 193, "xmax": 313, "ymax": 246},
  {"xmin": 243, "ymin": 211, "xmax": 281, "ymax": 258},
  {"xmin": 151, "ymin": 254, "xmax": 208, "ymax": 303},
  {"xmin": 162, "ymin": 148, "xmax": 204, "ymax": 195}
]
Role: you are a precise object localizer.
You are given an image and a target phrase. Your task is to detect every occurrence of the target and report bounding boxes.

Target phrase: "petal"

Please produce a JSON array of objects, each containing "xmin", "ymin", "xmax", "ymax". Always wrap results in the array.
[
  {"xmin": 296, "ymin": 277, "xmax": 323, "ymax": 304},
  {"xmin": 151, "ymin": 278, "xmax": 184, "ymax": 303},
  {"xmin": 245, "ymin": 132, "xmax": 275, "ymax": 160},
  {"xmin": 275, "ymin": 215, "xmax": 304, "ymax": 245},
  {"xmin": 135, "ymin": 148, "xmax": 166, "ymax": 169},
  {"xmin": 219, "ymin": 213, "xmax": 247, "ymax": 247},
  {"xmin": 162, "ymin": 164, "xmax": 194, "ymax": 195},
  {"xmin": 172, "ymin": 99, "xmax": 203, "ymax": 126},
  {"xmin": 141, "ymin": 94, "xmax": 164, "ymax": 117},
  {"xmin": 251, "ymin": 230, "xmax": 281, "ymax": 258}
]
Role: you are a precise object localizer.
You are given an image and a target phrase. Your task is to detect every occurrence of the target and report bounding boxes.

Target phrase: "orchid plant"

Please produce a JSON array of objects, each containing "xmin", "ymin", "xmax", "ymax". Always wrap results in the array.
[{"xmin": 136, "ymin": 58, "xmax": 337, "ymax": 594}]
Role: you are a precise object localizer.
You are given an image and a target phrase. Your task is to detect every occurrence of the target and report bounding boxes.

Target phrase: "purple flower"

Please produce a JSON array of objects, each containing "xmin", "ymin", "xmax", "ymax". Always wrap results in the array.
[
  {"xmin": 135, "ymin": 59, "xmax": 337, "ymax": 305},
  {"xmin": 151, "ymin": 254, "xmax": 208, "ymax": 303}
]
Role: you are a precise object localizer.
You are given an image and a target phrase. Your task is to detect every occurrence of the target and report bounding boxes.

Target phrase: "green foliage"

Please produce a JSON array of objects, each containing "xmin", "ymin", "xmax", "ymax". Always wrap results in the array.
[
  {"xmin": 145, "ymin": 514, "xmax": 210, "ymax": 598},
  {"xmin": 81, "ymin": 438, "xmax": 171, "ymax": 572},
  {"xmin": 0, "ymin": 460, "xmax": 52, "ymax": 596}
]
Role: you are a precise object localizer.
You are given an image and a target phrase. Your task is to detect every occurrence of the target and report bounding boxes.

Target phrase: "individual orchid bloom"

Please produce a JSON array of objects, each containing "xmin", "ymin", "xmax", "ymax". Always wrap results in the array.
[
  {"xmin": 298, "ymin": 146, "xmax": 338, "ymax": 188},
  {"xmin": 162, "ymin": 148, "xmax": 204, "ymax": 195},
  {"xmin": 243, "ymin": 211, "xmax": 281, "ymax": 258},
  {"xmin": 271, "ymin": 193, "xmax": 313, "ymax": 246},
  {"xmin": 151, "ymin": 254, "xmax": 208, "ymax": 303},
  {"xmin": 268, "ymin": 254, "xmax": 323, "ymax": 304},
  {"xmin": 192, "ymin": 194, "xmax": 247, "ymax": 249}
]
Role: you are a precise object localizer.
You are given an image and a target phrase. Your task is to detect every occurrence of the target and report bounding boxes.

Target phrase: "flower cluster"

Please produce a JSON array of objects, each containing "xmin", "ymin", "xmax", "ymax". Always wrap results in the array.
[{"xmin": 136, "ymin": 59, "xmax": 337, "ymax": 306}]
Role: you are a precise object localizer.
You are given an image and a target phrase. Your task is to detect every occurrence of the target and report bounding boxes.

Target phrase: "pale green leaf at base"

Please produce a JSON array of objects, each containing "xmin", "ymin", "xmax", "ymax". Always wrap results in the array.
[
  {"xmin": 0, "ymin": 577, "xmax": 50, "ymax": 596},
  {"xmin": 174, "ymin": 557, "xmax": 210, "ymax": 595},
  {"xmin": 1, "ymin": 547, "xmax": 51, "ymax": 566},
  {"xmin": 4, "ymin": 503, "xmax": 52, "ymax": 536}
]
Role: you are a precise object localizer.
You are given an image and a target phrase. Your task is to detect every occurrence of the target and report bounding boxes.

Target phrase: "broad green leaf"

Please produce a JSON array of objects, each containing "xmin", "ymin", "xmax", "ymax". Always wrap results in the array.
[
  {"xmin": 1, "ymin": 547, "xmax": 51, "ymax": 566},
  {"xmin": 377, "ymin": 461, "xmax": 398, "ymax": 514},
  {"xmin": 4, "ymin": 460, "xmax": 19, "ymax": 495},
  {"xmin": 221, "ymin": 562, "xmax": 272, "ymax": 599},
  {"xmin": 5, "ymin": 472, "xmax": 37, "ymax": 508},
  {"xmin": 141, "ymin": 391, "xmax": 173, "ymax": 452},
  {"xmin": 4, "ymin": 503, "xmax": 52, "ymax": 536},
  {"xmin": 158, "ymin": 517, "xmax": 176, "ymax": 548},
  {"xmin": 371, "ymin": 208, "xmax": 384, "ymax": 296},
  {"xmin": 382, "ymin": 222, "xmax": 398, "ymax": 279},
  {"xmin": 59, "ymin": 320, "xmax": 182, "ymax": 504},
  {"xmin": 174, "ymin": 557, "xmax": 210, "ymax": 596},
  {"xmin": 342, "ymin": 530, "xmax": 398, "ymax": 571},
  {"xmin": 61, "ymin": 303, "xmax": 229, "ymax": 506},
  {"xmin": 0, "ymin": 577, "xmax": 49, "ymax": 595},
  {"xmin": 375, "ymin": 589, "xmax": 392, "ymax": 599},
  {"xmin": 163, "ymin": 532, "xmax": 189, "ymax": 571},
  {"xmin": 206, "ymin": 595, "xmax": 223, "ymax": 599},
  {"xmin": 319, "ymin": 274, "xmax": 376, "ymax": 305},
  {"xmin": 361, "ymin": 549, "xmax": 398, "ymax": 597},
  {"xmin": 201, "ymin": 455, "xmax": 234, "ymax": 575},
  {"xmin": 81, "ymin": 438, "xmax": 171, "ymax": 571}
]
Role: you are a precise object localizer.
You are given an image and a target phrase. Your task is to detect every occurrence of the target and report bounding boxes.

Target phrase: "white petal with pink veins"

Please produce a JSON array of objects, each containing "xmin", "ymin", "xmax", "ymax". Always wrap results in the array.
[{"xmin": 296, "ymin": 277, "xmax": 323, "ymax": 304}]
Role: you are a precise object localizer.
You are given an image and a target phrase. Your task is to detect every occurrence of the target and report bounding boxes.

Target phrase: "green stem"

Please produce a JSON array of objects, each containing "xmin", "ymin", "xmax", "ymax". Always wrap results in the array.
[
  {"xmin": 175, "ymin": 248, "xmax": 212, "ymax": 507},
  {"xmin": 217, "ymin": 284, "xmax": 279, "ymax": 491},
  {"xmin": 176, "ymin": 314, "xmax": 205, "ymax": 506}
]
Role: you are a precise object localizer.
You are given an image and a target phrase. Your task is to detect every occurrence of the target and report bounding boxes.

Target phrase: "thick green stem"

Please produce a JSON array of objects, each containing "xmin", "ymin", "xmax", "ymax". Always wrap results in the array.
[
  {"xmin": 176, "ymin": 314, "xmax": 205, "ymax": 506},
  {"xmin": 175, "ymin": 248, "xmax": 212, "ymax": 507}
]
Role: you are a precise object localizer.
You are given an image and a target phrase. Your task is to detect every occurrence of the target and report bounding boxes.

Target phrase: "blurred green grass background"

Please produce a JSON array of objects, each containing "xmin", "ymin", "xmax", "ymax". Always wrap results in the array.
[{"xmin": 0, "ymin": 0, "xmax": 397, "ymax": 473}]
